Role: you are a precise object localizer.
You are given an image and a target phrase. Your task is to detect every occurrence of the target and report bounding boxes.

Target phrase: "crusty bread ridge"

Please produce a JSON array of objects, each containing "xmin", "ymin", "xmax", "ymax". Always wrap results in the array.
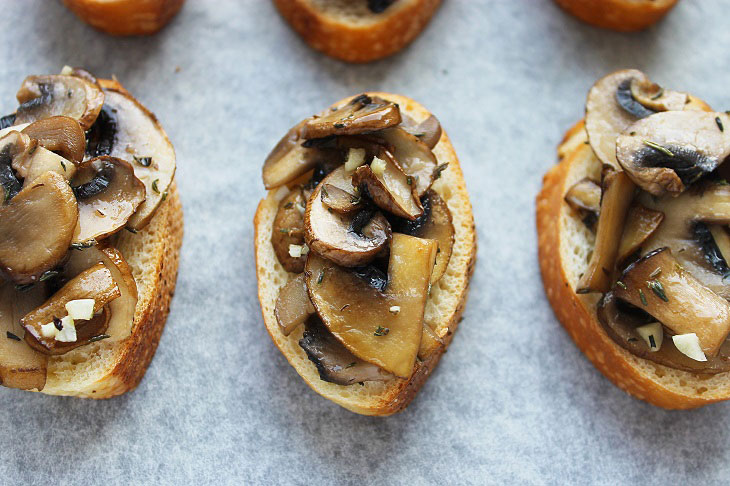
[
  {"xmin": 272, "ymin": 0, "xmax": 441, "ymax": 63},
  {"xmin": 554, "ymin": 0, "xmax": 678, "ymax": 32},
  {"xmin": 537, "ymin": 119, "xmax": 730, "ymax": 409},
  {"xmin": 255, "ymin": 92, "xmax": 476, "ymax": 415},
  {"xmin": 39, "ymin": 78, "xmax": 184, "ymax": 399},
  {"xmin": 63, "ymin": 0, "xmax": 184, "ymax": 36}
]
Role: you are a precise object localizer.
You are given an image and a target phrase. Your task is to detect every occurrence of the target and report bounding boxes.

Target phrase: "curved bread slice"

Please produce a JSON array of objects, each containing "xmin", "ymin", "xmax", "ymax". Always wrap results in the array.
[
  {"xmin": 272, "ymin": 0, "xmax": 442, "ymax": 63},
  {"xmin": 554, "ymin": 0, "xmax": 678, "ymax": 32},
  {"xmin": 255, "ymin": 92, "xmax": 476, "ymax": 415},
  {"xmin": 537, "ymin": 119, "xmax": 730, "ymax": 409},
  {"xmin": 62, "ymin": 0, "xmax": 184, "ymax": 36}
]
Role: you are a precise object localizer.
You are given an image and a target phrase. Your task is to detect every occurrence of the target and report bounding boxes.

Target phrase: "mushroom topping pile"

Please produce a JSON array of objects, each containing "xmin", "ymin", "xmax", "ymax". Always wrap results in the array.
[
  {"xmin": 0, "ymin": 68, "xmax": 174, "ymax": 391},
  {"xmin": 571, "ymin": 69, "xmax": 730, "ymax": 372},
  {"xmin": 266, "ymin": 94, "xmax": 455, "ymax": 385}
]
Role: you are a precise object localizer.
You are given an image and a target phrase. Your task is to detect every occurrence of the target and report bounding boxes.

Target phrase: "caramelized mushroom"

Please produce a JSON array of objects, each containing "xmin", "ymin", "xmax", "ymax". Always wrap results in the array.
[
  {"xmin": 352, "ymin": 152, "xmax": 423, "ymax": 220},
  {"xmin": 305, "ymin": 233, "xmax": 437, "ymax": 378},
  {"xmin": 320, "ymin": 183, "xmax": 364, "ymax": 213},
  {"xmin": 15, "ymin": 75, "xmax": 104, "ymax": 130},
  {"xmin": 400, "ymin": 114, "xmax": 442, "ymax": 150},
  {"xmin": 71, "ymin": 156, "xmax": 146, "ymax": 245},
  {"xmin": 376, "ymin": 127, "xmax": 438, "ymax": 197},
  {"xmin": 0, "ymin": 130, "xmax": 34, "ymax": 199},
  {"xmin": 21, "ymin": 116, "xmax": 86, "ymax": 163},
  {"xmin": 275, "ymin": 274, "xmax": 315, "ymax": 336},
  {"xmin": 616, "ymin": 204, "xmax": 664, "ymax": 264},
  {"xmin": 14, "ymin": 146, "xmax": 77, "ymax": 186},
  {"xmin": 616, "ymin": 111, "xmax": 730, "ymax": 196},
  {"xmin": 614, "ymin": 248, "xmax": 730, "ymax": 356},
  {"xmin": 305, "ymin": 166, "xmax": 391, "ymax": 267},
  {"xmin": 301, "ymin": 94, "xmax": 401, "ymax": 139},
  {"xmin": 263, "ymin": 119, "xmax": 319, "ymax": 190},
  {"xmin": 0, "ymin": 171, "xmax": 78, "ymax": 284},
  {"xmin": 272, "ymin": 188, "xmax": 308, "ymax": 273}
]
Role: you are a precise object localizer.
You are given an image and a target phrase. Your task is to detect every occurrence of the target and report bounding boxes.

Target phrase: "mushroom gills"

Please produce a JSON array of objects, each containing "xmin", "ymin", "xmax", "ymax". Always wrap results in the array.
[
  {"xmin": 301, "ymin": 94, "xmax": 402, "ymax": 140},
  {"xmin": 21, "ymin": 263, "xmax": 120, "ymax": 355},
  {"xmin": 299, "ymin": 316, "xmax": 393, "ymax": 386},
  {"xmin": 275, "ymin": 274, "xmax": 315, "ymax": 336},
  {"xmin": 85, "ymin": 104, "xmax": 117, "ymax": 157},
  {"xmin": 613, "ymin": 247, "xmax": 730, "ymax": 356},
  {"xmin": 15, "ymin": 75, "xmax": 104, "ymax": 130},
  {"xmin": 367, "ymin": 0, "xmax": 396, "ymax": 13},
  {"xmin": 0, "ymin": 171, "xmax": 78, "ymax": 284},
  {"xmin": 0, "ymin": 131, "xmax": 33, "ymax": 200},
  {"xmin": 305, "ymin": 233, "xmax": 437, "ymax": 378},
  {"xmin": 693, "ymin": 222, "xmax": 730, "ymax": 279}
]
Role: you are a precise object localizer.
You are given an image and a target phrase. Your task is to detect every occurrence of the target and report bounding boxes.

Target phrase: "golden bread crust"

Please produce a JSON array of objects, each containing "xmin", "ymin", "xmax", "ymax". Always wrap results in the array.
[
  {"xmin": 63, "ymin": 0, "xmax": 184, "ymax": 36},
  {"xmin": 554, "ymin": 0, "xmax": 679, "ymax": 32}
]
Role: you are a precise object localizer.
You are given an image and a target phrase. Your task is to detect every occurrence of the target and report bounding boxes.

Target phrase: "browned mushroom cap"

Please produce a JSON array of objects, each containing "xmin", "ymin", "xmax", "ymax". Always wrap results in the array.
[
  {"xmin": 585, "ymin": 69, "xmax": 689, "ymax": 169},
  {"xmin": 21, "ymin": 116, "xmax": 86, "ymax": 163},
  {"xmin": 0, "ymin": 171, "xmax": 78, "ymax": 285},
  {"xmin": 271, "ymin": 188, "xmax": 308, "ymax": 273},
  {"xmin": 614, "ymin": 247, "xmax": 730, "ymax": 356},
  {"xmin": 305, "ymin": 233, "xmax": 437, "ymax": 378},
  {"xmin": 577, "ymin": 170, "xmax": 635, "ymax": 294},
  {"xmin": 301, "ymin": 94, "xmax": 402, "ymax": 140},
  {"xmin": 400, "ymin": 114, "xmax": 442, "ymax": 150},
  {"xmin": 616, "ymin": 111, "xmax": 730, "ymax": 196},
  {"xmin": 0, "ymin": 282, "xmax": 48, "ymax": 390},
  {"xmin": 22, "ymin": 263, "xmax": 120, "ymax": 355},
  {"xmin": 598, "ymin": 291, "xmax": 730, "ymax": 374},
  {"xmin": 376, "ymin": 127, "xmax": 438, "ymax": 197},
  {"xmin": 94, "ymin": 85, "xmax": 175, "ymax": 230},
  {"xmin": 616, "ymin": 204, "xmax": 664, "ymax": 264},
  {"xmin": 352, "ymin": 152, "xmax": 423, "ymax": 220},
  {"xmin": 71, "ymin": 156, "xmax": 146, "ymax": 245},
  {"xmin": 305, "ymin": 166, "xmax": 391, "ymax": 267},
  {"xmin": 298, "ymin": 316, "xmax": 393, "ymax": 385},
  {"xmin": 275, "ymin": 274, "xmax": 315, "ymax": 336},
  {"xmin": 15, "ymin": 75, "xmax": 104, "ymax": 130}
]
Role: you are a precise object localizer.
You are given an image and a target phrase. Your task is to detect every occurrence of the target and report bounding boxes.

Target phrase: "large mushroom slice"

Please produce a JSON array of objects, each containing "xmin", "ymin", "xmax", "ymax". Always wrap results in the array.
[
  {"xmin": 585, "ymin": 69, "xmax": 689, "ymax": 169},
  {"xmin": 15, "ymin": 75, "xmax": 104, "ymax": 130},
  {"xmin": 305, "ymin": 233, "xmax": 437, "ymax": 378},
  {"xmin": 93, "ymin": 84, "xmax": 175, "ymax": 230},
  {"xmin": 0, "ymin": 282, "xmax": 48, "ymax": 390},
  {"xmin": 271, "ymin": 188, "xmax": 308, "ymax": 273},
  {"xmin": 614, "ymin": 248, "xmax": 730, "ymax": 356},
  {"xmin": 0, "ymin": 171, "xmax": 78, "ymax": 284},
  {"xmin": 21, "ymin": 116, "xmax": 86, "ymax": 163},
  {"xmin": 352, "ymin": 151, "xmax": 423, "ymax": 220},
  {"xmin": 299, "ymin": 316, "xmax": 393, "ymax": 385},
  {"xmin": 616, "ymin": 111, "xmax": 730, "ymax": 196},
  {"xmin": 305, "ymin": 166, "xmax": 391, "ymax": 267},
  {"xmin": 300, "ymin": 94, "xmax": 401, "ymax": 140},
  {"xmin": 22, "ymin": 263, "xmax": 120, "ymax": 355},
  {"xmin": 376, "ymin": 127, "xmax": 438, "ymax": 197},
  {"xmin": 71, "ymin": 156, "xmax": 146, "ymax": 245}
]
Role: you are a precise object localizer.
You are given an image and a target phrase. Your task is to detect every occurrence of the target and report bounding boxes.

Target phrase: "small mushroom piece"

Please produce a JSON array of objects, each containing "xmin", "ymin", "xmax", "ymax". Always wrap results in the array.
[
  {"xmin": 21, "ymin": 263, "xmax": 120, "ymax": 355},
  {"xmin": 299, "ymin": 316, "xmax": 393, "ymax": 385},
  {"xmin": 15, "ymin": 75, "xmax": 104, "ymax": 130},
  {"xmin": 352, "ymin": 152, "xmax": 424, "ymax": 220},
  {"xmin": 391, "ymin": 190, "xmax": 455, "ymax": 284},
  {"xmin": 616, "ymin": 111, "xmax": 730, "ymax": 196},
  {"xmin": 376, "ymin": 127, "xmax": 438, "ymax": 197},
  {"xmin": 21, "ymin": 116, "xmax": 86, "ymax": 163},
  {"xmin": 629, "ymin": 77, "xmax": 687, "ymax": 113},
  {"xmin": 306, "ymin": 233, "xmax": 437, "ymax": 378},
  {"xmin": 305, "ymin": 166, "xmax": 391, "ymax": 267},
  {"xmin": 400, "ymin": 113, "xmax": 443, "ymax": 149},
  {"xmin": 0, "ymin": 131, "xmax": 34, "ymax": 200},
  {"xmin": 616, "ymin": 204, "xmax": 664, "ymax": 264},
  {"xmin": 96, "ymin": 83, "xmax": 175, "ymax": 230},
  {"xmin": 321, "ymin": 183, "xmax": 364, "ymax": 213},
  {"xmin": 585, "ymin": 69, "xmax": 689, "ymax": 169},
  {"xmin": 614, "ymin": 248, "xmax": 730, "ymax": 356},
  {"xmin": 0, "ymin": 282, "xmax": 48, "ymax": 390},
  {"xmin": 263, "ymin": 119, "xmax": 319, "ymax": 190},
  {"xmin": 272, "ymin": 188, "xmax": 308, "ymax": 273},
  {"xmin": 708, "ymin": 225, "xmax": 730, "ymax": 270},
  {"xmin": 71, "ymin": 156, "xmax": 146, "ymax": 245},
  {"xmin": 301, "ymin": 94, "xmax": 402, "ymax": 140},
  {"xmin": 275, "ymin": 274, "xmax": 315, "ymax": 336},
  {"xmin": 564, "ymin": 178, "xmax": 601, "ymax": 230},
  {"xmin": 14, "ymin": 146, "xmax": 77, "ymax": 186},
  {"xmin": 0, "ymin": 171, "xmax": 78, "ymax": 284},
  {"xmin": 577, "ymin": 170, "xmax": 635, "ymax": 293}
]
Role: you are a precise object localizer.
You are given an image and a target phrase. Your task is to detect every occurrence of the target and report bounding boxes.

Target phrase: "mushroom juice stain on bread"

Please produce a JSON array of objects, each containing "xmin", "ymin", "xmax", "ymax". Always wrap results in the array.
[
  {"xmin": 537, "ymin": 69, "xmax": 730, "ymax": 408},
  {"xmin": 0, "ymin": 67, "xmax": 182, "ymax": 398},
  {"xmin": 255, "ymin": 93, "xmax": 476, "ymax": 415}
]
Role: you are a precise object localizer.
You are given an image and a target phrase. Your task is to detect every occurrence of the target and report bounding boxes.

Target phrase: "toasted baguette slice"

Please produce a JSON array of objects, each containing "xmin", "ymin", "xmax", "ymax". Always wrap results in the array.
[
  {"xmin": 554, "ymin": 0, "xmax": 678, "ymax": 31},
  {"xmin": 537, "ymin": 119, "xmax": 730, "ymax": 409},
  {"xmin": 39, "ymin": 78, "xmax": 184, "ymax": 398},
  {"xmin": 63, "ymin": 0, "xmax": 184, "ymax": 36},
  {"xmin": 272, "ymin": 0, "xmax": 441, "ymax": 63},
  {"xmin": 255, "ymin": 93, "xmax": 476, "ymax": 415}
]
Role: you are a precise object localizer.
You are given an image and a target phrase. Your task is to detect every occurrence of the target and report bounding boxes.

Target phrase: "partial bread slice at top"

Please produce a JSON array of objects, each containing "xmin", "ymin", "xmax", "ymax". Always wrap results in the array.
[
  {"xmin": 63, "ymin": 0, "xmax": 184, "ymax": 36},
  {"xmin": 554, "ymin": 0, "xmax": 678, "ymax": 32},
  {"xmin": 272, "ymin": 0, "xmax": 442, "ymax": 63},
  {"xmin": 537, "ymin": 119, "xmax": 730, "ymax": 409},
  {"xmin": 255, "ymin": 93, "xmax": 476, "ymax": 415}
]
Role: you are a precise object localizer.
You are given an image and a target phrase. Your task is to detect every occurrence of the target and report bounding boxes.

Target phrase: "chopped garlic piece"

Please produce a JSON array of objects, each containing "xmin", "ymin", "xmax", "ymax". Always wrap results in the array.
[
  {"xmin": 636, "ymin": 322, "xmax": 663, "ymax": 352},
  {"xmin": 66, "ymin": 299, "xmax": 95, "ymax": 321},
  {"xmin": 370, "ymin": 157, "xmax": 387, "ymax": 176},
  {"xmin": 40, "ymin": 322, "xmax": 59, "ymax": 339},
  {"xmin": 60, "ymin": 65, "xmax": 73, "ymax": 75},
  {"xmin": 672, "ymin": 333, "xmax": 707, "ymax": 362},
  {"xmin": 288, "ymin": 244, "xmax": 309, "ymax": 258},
  {"xmin": 55, "ymin": 316, "xmax": 77, "ymax": 343},
  {"xmin": 273, "ymin": 186, "xmax": 290, "ymax": 202},
  {"xmin": 344, "ymin": 148, "xmax": 366, "ymax": 172},
  {"xmin": 389, "ymin": 306, "xmax": 401, "ymax": 315}
]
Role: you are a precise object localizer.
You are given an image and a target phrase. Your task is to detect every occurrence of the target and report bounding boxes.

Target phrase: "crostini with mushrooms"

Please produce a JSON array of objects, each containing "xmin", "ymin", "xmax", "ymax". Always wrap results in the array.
[
  {"xmin": 255, "ymin": 93, "xmax": 476, "ymax": 415},
  {"xmin": 537, "ymin": 68, "xmax": 730, "ymax": 409},
  {"xmin": 0, "ymin": 67, "xmax": 182, "ymax": 398}
]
